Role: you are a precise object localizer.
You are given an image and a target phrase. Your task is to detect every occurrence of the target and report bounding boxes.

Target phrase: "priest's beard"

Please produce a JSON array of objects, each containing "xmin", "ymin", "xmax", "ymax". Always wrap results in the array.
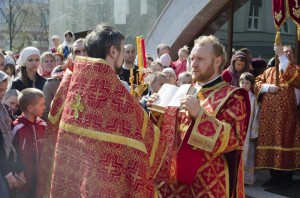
[
  {"xmin": 114, "ymin": 65, "xmax": 122, "ymax": 75},
  {"xmin": 114, "ymin": 57, "xmax": 123, "ymax": 75},
  {"xmin": 192, "ymin": 60, "xmax": 215, "ymax": 83}
]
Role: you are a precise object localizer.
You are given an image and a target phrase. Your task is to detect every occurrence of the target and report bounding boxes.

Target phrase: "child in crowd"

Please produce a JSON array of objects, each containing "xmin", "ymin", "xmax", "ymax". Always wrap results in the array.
[
  {"xmin": 140, "ymin": 72, "xmax": 167, "ymax": 113},
  {"xmin": 11, "ymin": 47, "xmax": 46, "ymax": 92},
  {"xmin": 177, "ymin": 72, "xmax": 193, "ymax": 86},
  {"xmin": 146, "ymin": 53, "xmax": 153, "ymax": 67},
  {"xmin": 39, "ymin": 52, "xmax": 56, "ymax": 78},
  {"xmin": 174, "ymin": 46, "xmax": 189, "ymax": 77},
  {"xmin": 239, "ymin": 72, "xmax": 259, "ymax": 185},
  {"xmin": 54, "ymin": 53, "xmax": 64, "ymax": 66},
  {"xmin": 4, "ymin": 89, "xmax": 20, "ymax": 118},
  {"xmin": 150, "ymin": 61, "xmax": 163, "ymax": 73},
  {"xmin": 12, "ymin": 88, "xmax": 46, "ymax": 197},
  {"xmin": 162, "ymin": 68, "xmax": 177, "ymax": 85},
  {"xmin": 222, "ymin": 51, "xmax": 250, "ymax": 87}
]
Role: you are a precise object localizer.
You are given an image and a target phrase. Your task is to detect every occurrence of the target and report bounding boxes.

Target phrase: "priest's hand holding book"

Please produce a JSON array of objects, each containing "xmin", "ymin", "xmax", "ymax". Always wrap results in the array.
[
  {"xmin": 180, "ymin": 95, "xmax": 200, "ymax": 118},
  {"xmin": 146, "ymin": 84, "xmax": 200, "ymax": 118}
]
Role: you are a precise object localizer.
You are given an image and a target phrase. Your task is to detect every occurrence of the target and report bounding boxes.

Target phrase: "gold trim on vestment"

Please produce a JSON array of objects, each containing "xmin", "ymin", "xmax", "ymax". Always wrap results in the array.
[
  {"xmin": 75, "ymin": 56, "xmax": 110, "ymax": 65},
  {"xmin": 48, "ymin": 102, "xmax": 65, "ymax": 125},
  {"xmin": 215, "ymin": 123, "xmax": 231, "ymax": 154},
  {"xmin": 223, "ymin": 156, "xmax": 230, "ymax": 198},
  {"xmin": 213, "ymin": 88, "xmax": 239, "ymax": 117},
  {"xmin": 142, "ymin": 111, "xmax": 148, "ymax": 138},
  {"xmin": 153, "ymin": 146, "xmax": 169, "ymax": 178},
  {"xmin": 149, "ymin": 126, "xmax": 160, "ymax": 166},
  {"xmin": 188, "ymin": 86, "xmax": 239, "ymax": 152},
  {"xmin": 286, "ymin": 66, "xmax": 299, "ymax": 84},
  {"xmin": 48, "ymin": 69, "xmax": 72, "ymax": 125},
  {"xmin": 59, "ymin": 121, "xmax": 148, "ymax": 153},
  {"xmin": 256, "ymin": 146, "xmax": 300, "ymax": 151},
  {"xmin": 157, "ymin": 114, "xmax": 164, "ymax": 129}
]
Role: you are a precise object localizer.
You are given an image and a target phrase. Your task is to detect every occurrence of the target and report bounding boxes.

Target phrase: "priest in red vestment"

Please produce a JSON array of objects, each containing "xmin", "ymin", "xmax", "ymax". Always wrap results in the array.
[
  {"xmin": 148, "ymin": 35, "xmax": 250, "ymax": 198},
  {"xmin": 37, "ymin": 24, "xmax": 174, "ymax": 197},
  {"xmin": 254, "ymin": 44, "xmax": 300, "ymax": 189}
]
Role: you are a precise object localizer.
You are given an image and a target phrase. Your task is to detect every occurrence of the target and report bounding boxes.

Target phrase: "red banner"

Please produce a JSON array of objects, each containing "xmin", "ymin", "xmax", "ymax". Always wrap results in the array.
[
  {"xmin": 272, "ymin": 0, "xmax": 286, "ymax": 29},
  {"xmin": 287, "ymin": 0, "xmax": 300, "ymax": 40},
  {"xmin": 287, "ymin": 0, "xmax": 300, "ymax": 25}
]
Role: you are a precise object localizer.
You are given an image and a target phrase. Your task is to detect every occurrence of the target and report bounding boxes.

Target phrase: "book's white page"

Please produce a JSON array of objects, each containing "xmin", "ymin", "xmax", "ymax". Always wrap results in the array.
[
  {"xmin": 168, "ymin": 84, "xmax": 191, "ymax": 107},
  {"xmin": 153, "ymin": 84, "xmax": 179, "ymax": 107}
]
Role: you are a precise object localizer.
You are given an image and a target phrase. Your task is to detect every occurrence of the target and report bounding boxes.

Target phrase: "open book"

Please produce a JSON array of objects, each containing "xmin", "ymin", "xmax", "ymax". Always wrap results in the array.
[{"xmin": 148, "ymin": 84, "xmax": 198, "ymax": 113}]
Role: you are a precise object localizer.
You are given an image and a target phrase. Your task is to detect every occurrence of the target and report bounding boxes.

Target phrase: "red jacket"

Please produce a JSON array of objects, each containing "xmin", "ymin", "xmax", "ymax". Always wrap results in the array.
[
  {"xmin": 12, "ymin": 115, "xmax": 46, "ymax": 193},
  {"xmin": 174, "ymin": 59, "xmax": 187, "ymax": 77}
]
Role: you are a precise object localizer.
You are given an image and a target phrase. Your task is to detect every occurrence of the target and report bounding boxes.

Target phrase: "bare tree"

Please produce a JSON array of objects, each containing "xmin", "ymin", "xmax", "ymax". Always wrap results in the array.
[
  {"xmin": 0, "ymin": 0, "xmax": 30, "ymax": 51},
  {"xmin": 32, "ymin": 0, "xmax": 49, "ymax": 48}
]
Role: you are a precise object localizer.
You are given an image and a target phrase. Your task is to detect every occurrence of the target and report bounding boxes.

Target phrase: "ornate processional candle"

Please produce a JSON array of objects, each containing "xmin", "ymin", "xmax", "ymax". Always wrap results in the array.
[{"xmin": 136, "ymin": 36, "xmax": 143, "ymax": 82}]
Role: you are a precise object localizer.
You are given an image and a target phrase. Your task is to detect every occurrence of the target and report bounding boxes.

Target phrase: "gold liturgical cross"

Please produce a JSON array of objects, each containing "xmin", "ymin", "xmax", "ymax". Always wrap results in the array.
[{"xmin": 70, "ymin": 93, "xmax": 85, "ymax": 119}]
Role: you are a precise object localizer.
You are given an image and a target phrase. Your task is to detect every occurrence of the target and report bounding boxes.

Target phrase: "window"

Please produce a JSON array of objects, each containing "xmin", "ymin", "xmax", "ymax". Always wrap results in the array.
[
  {"xmin": 281, "ymin": 21, "xmax": 289, "ymax": 33},
  {"xmin": 248, "ymin": 6, "xmax": 260, "ymax": 31}
]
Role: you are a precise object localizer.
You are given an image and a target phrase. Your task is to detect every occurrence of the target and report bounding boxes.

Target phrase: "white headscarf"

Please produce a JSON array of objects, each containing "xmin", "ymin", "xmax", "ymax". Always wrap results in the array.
[
  {"xmin": 16, "ymin": 46, "xmax": 40, "ymax": 66},
  {"xmin": 4, "ymin": 55, "xmax": 15, "ymax": 66},
  {"xmin": 159, "ymin": 53, "xmax": 172, "ymax": 67},
  {"xmin": 162, "ymin": 67, "xmax": 176, "ymax": 78}
]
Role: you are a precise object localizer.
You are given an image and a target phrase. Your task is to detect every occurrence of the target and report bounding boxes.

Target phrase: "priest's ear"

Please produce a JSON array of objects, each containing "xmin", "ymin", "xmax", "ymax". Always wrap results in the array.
[
  {"xmin": 214, "ymin": 56, "xmax": 222, "ymax": 69},
  {"xmin": 108, "ymin": 45, "xmax": 118, "ymax": 59}
]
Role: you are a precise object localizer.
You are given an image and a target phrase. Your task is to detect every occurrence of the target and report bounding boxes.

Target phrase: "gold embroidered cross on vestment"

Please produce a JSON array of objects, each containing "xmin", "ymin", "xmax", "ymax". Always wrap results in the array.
[{"xmin": 70, "ymin": 93, "xmax": 85, "ymax": 119}]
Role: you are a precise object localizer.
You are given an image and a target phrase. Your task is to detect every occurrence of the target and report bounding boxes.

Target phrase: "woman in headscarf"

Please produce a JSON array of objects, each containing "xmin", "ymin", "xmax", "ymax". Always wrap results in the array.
[
  {"xmin": 11, "ymin": 47, "xmax": 46, "ymax": 91},
  {"xmin": 0, "ymin": 71, "xmax": 18, "ymax": 197},
  {"xmin": 222, "ymin": 51, "xmax": 250, "ymax": 87}
]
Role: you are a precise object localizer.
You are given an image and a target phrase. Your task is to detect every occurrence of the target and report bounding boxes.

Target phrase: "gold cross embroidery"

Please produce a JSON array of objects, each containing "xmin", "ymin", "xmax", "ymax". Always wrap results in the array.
[
  {"xmin": 70, "ymin": 93, "xmax": 85, "ymax": 119},
  {"xmin": 94, "ymin": 89, "xmax": 102, "ymax": 100},
  {"xmin": 214, "ymin": 185, "xmax": 223, "ymax": 197},
  {"xmin": 204, "ymin": 169, "xmax": 213, "ymax": 182},
  {"xmin": 202, "ymin": 125, "xmax": 214, "ymax": 135},
  {"xmin": 131, "ymin": 170, "xmax": 141, "ymax": 183},
  {"xmin": 215, "ymin": 159, "xmax": 223, "ymax": 170},
  {"xmin": 120, "ymin": 95, "xmax": 127, "ymax": 105},
  {"xmin": 104, "ymin": 161, "xmax": 115, "ymax": 174}
]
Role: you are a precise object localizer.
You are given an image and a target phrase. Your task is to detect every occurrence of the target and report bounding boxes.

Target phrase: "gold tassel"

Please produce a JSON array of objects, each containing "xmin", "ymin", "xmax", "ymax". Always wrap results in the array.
[
  {"xmin": 275, "ymin": 29, "xmax": 281, "ymax": 45},
  {"xmin": 298, "ymin": 26, "xmax": 300, "ymax": 41}
]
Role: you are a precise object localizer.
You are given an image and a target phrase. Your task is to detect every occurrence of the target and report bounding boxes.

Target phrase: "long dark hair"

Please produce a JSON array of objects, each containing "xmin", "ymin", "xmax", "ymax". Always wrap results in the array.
[{"xmin": 20, "ymin": 66, "xmax": 30, "ymax": 87}]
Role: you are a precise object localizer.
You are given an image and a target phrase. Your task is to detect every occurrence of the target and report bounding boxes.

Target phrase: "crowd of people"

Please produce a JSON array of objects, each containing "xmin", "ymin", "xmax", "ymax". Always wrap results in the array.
[{"xmin": 0, "ymin": 23, "xmax": 299, "ymax": 197}]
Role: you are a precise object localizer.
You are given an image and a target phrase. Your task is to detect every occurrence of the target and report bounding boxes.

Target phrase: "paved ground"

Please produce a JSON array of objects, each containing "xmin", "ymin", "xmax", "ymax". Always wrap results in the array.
[{"xmin": 245, "ymin": 170, "xmax": 300, "ymax": 198}]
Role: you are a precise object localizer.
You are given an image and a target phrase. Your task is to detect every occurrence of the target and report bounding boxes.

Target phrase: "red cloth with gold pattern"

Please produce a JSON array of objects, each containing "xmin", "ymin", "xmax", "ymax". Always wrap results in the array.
[
  {"xmin": 36, "ymin": 68, "xmax": 73, "ymax": 198},
  {"xmin": 254, "ymin": 65, "xmax": 300, "ymax": 170},
  {"xmin": 40, "ymin": 57, "xmax": 174, "ymax": 197},
  {"xmin": 155, "ymin": 80, "xmax": 250, "ymax": 198}
]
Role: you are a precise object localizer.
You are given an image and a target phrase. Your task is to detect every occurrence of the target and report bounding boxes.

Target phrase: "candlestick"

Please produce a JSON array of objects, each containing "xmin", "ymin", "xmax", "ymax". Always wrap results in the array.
[
  {"xmin": 136, "ymin": 37, "xmax": 143, "ymax": 82},
  {"xmin": 130, "ymin": 68, "xmax": 134, "ymax": 95},
  {"xmin": 140, "ymin": 37, "xmax": 147, "ymax": 69}
]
